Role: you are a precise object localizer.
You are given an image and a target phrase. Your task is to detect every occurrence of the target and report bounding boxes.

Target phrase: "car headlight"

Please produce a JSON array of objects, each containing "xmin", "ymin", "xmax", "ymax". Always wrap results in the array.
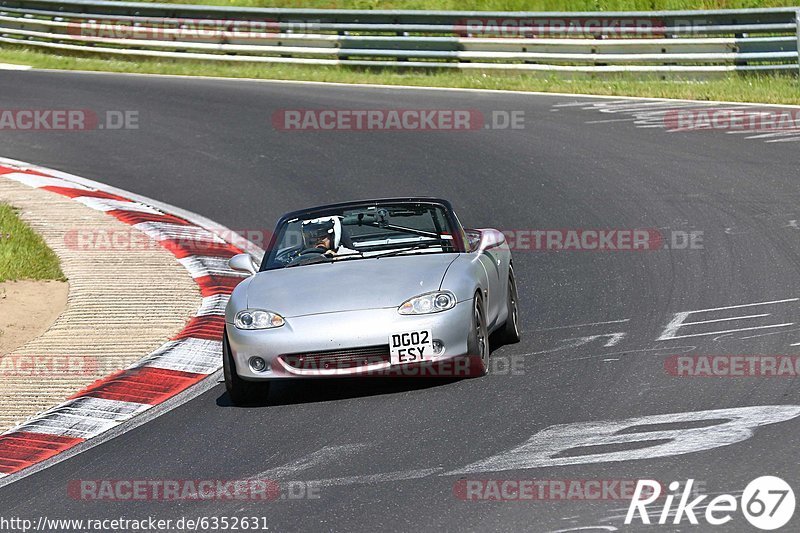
[
  {"xmin": 398, "ymin": 291, "xmax": 457, "ymax": 315},
  {"xmin": 235, "ymin": 310, "xmax": 285, "ymax": 330}
]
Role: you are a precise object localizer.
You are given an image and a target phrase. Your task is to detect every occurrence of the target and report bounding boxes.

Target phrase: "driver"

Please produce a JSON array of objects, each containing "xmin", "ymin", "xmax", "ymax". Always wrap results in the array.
[
  {"xmin": 300, "ymin": 217, "xmax": 359, "ymax": 258},
  {"xmin": 302, "ymin": 219, "xmax": 337, "ymax": 256}
]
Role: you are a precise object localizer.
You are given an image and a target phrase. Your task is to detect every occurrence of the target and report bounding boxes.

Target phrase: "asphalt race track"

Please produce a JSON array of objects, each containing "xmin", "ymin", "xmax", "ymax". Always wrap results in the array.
[{"xmin": 1, "ymin": 70, "xmax": 799, "ymax": 532}]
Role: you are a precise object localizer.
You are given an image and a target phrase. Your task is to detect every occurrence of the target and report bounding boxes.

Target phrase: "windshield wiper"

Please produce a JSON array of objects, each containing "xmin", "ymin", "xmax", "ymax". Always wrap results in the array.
[
  {"xmin": 284, "ymin": 250, "xmax": 366, "ymax": 268},
  {"xmin": 373, "ymin": 242, "xmax": 438, "ymax": 259},
  {"xmin": 331, "ymin": 251, "xmax": 366, "ymax": 262},
  {"xmin": 284, "ymin": 255, "xmax": 333, "ymax": 268}
]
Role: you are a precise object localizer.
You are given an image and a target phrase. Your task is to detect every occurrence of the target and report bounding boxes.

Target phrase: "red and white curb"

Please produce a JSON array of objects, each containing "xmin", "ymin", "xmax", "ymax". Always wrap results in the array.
[{"xmin": 0, "ymin": 158, "xmax": 259, "ymax": 481}]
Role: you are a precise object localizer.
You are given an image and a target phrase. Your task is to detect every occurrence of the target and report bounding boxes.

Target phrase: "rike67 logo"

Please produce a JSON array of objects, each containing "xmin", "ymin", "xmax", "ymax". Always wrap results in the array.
[{"xmin": 626, "ymin": 476, "xmax": 795, "ymax": 530}]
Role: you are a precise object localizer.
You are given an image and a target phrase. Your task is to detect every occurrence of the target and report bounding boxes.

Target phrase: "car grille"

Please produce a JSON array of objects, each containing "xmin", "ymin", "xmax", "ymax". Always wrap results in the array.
[{"xmin": 281, "ymin": 345, "xmax": 390, "ymax": 370}]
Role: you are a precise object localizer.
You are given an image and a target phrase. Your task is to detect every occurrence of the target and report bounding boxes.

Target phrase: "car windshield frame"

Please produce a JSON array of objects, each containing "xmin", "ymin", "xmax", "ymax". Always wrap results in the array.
[{"xmin": 259, "ymin": 199, "xmax": 466, "ymax": 272}]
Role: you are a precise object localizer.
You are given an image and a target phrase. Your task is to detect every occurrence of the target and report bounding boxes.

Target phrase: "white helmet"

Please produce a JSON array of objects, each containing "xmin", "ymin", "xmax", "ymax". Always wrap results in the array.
[{"xmin": 301, "ymin": 216, "xmax": 341, "ymax": 250}]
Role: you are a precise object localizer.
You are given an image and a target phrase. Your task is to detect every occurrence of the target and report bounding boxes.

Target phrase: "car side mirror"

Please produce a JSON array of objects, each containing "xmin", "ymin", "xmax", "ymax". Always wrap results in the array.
[
  {"xmin": 464, "ymin": 229, "xmax": 481, "ymax": 252},
  {"xmin": 465, "ymin": 229, "xmax": 506, "ymax": 253},
  {"xmin": 229, "ymin": 253, "xmax": 258, "ymax": 276},
  {"xmin": 479, "ymin": 229, "xmax": 506, "ymax": 251}
]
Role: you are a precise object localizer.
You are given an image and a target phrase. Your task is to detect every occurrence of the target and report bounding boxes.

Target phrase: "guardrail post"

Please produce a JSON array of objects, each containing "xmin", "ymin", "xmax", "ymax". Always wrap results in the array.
[{"xmin": 796, "ymin": 10, "xmax": 800, "ymax": 74}]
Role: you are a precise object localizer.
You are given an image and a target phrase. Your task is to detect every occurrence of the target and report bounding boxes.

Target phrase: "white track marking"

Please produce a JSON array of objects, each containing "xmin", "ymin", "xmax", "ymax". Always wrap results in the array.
[
  {"xmin": 448, "ymin": 405, "xmax": 800, "ymax": 474},
  {"xmin": 549, "ymin": 526, "xmax": 619, "ymax": 533},
  {"xmin": 606, "ymin": 103, "xmax": 696, "ymax": 113},
  {"xmin": 585, "ymin": 118, "xmax": 637, "ymax": 124},
  {"xmin": 133, "ymin": 338, "xmax": 223, "ymax": 375},
  {"xmin": 314, "ymin": 467, "xmax": 443, "ymax": 488},
  {"xmin": 658, "ymin": 298, "xmax": 799, "ymax": 341},
  {"xmin": 531, "ymin": 346, "xmax": 697, "ymax": 365},
  {"xmin": 534, "ymin": 319, "xmax": 630, "ymax": 332},
  {"xmin": 791, "ymin": 342, "xmax": 800, "ymax": 346},
  {"xmin": 744, "ymin": 130, "xmax": 800, "ymax": 140},
  {"xmin": 531, "ymin": 333, "xmax": 627, "ymax": 354},
  {"xmin": 73, "ymin": 196, "xmax": 160, "ymax": 214},
  {"xmin": 249, "ymin": 444, "xmax": 369, "ymax": 481},
  {"xmin": 596, "ymin": 102, "xmax": 696, "ymax": 111},
  {"xmin": 680, "ymin": 313, "xmax": 770, "ymax": 326},
  {"xmin": 568, "ymin": 100, "xmax": 800, "ymax": 144},
  {"xmin": 19, "ymin": 67, "xmax": 800, "ymax": 112},
  {"xmin": 0, "ymin": 63, "xmax": 30, "ymax": 70},
  {"xmin": 552, "ymin": 100, "xmax": 629, "ymax": 108},
  {"xmin": 601, "ymin": 333, "xmax": 626, "ymax": 347},
  {"xmin": 766, "ymin": 136, "xmax": 800, "ymax": 143},
  {"xmin": 660, "ymin": 323, "xmax": 794, "ymax": 340},
  {"xmin": 737, "ymin": 327, "xmax": 800, "ymax": 340}
]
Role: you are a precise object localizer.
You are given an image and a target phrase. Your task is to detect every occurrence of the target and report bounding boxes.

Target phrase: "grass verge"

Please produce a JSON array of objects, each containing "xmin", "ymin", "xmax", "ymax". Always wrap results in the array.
[
  {"xmin": 0, "ymin": 203, "xmax": 65, "ymax": 283},
  {"xmin": 1, "ymin": 45, "xmax": 799, "ymax": 104}
]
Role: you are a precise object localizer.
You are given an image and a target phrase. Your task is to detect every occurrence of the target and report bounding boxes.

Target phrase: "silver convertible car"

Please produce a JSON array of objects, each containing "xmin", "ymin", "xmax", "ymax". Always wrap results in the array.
[{"xmin": 223, "ymin": 198, "xmax": 520, "ymax": 404}]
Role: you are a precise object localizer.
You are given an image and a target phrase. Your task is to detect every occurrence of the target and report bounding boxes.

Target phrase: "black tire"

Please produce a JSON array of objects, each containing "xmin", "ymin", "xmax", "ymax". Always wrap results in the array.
[
  {"xmin": 467, "ymin": 293, "xmax": 490, "ymax": 376},
  {"xmin": 497, "ymin": 266, "xmax": 521, "ymax": 344},
  {"xmin": 223, "ymin": 328, "xmax": 270, "ymax": 405}
]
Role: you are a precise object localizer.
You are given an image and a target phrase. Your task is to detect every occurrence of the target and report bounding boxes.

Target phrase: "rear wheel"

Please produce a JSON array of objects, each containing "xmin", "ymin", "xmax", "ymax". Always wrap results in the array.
[
  {"xmin": 223, "ymin": 328, "xmax": 270, "ymax": 405},
  {"xmin": 467, "ymin": 293, "xmax": 490, "ymax": 376},
  {"xmin": 497, "ymin": 266, "xmax": 521, "ymax": 344}
]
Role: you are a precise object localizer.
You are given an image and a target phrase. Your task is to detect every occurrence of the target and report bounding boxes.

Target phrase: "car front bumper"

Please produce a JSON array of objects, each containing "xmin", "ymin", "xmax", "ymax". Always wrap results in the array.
[{"xmin": 226, "ymin": 300, "xmax": 474, "ymax": 380}]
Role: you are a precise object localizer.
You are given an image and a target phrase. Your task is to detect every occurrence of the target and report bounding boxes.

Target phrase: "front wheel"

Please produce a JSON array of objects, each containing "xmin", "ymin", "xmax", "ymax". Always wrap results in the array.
[
  {"xmin": 223, "ymin": 328, "xmax": 270, "ymax": 405},
  {"xmin": 497, "ymin": 266, "xmax": 521, "ymax": 344},
  {"xmin": 467, "ymin": 293, "xmax": 490, "ymax": 376}
]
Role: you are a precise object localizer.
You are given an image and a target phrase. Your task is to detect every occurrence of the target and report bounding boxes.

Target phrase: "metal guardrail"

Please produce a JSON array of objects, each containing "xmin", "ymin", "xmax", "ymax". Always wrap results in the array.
[{"xmin": 0, "ymin": 0, "xmax": 798, "ymax": 75}]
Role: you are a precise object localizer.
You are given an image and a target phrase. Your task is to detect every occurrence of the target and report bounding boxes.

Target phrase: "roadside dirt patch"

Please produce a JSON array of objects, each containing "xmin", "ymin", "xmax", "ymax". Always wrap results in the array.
[{"xmin": 0, "ymin": 280, "xmax": 68, "ymax": 355}]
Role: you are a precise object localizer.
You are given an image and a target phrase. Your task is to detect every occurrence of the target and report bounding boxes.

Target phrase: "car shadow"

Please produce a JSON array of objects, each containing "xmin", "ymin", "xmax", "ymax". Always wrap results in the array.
[
  {"xmin": 216, "ymin": 376, "xmax": 463, "ymax": 408},
  {"xmin": 488, "ymin": 329, "xmax": 515, "ymax": 353}
]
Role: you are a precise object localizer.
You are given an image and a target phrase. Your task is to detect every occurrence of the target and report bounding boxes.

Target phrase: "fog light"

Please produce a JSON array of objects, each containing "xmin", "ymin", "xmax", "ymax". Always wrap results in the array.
[
  {"xmin": 432, "ymin": 340, "xmax": 444, "ymax": 355},
  {"xmin": 249, "ymin": 357, "xmax": 268, "ymax": 372}
]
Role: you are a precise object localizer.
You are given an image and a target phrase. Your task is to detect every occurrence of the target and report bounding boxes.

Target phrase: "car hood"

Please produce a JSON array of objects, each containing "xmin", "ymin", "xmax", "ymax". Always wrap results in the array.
[{"xmin": 246, "ymin": 253, "xmax": 460, "ymax": 317}]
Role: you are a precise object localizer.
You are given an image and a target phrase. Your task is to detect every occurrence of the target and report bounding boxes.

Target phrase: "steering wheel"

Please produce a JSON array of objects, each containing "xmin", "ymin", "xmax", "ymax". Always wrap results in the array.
[
  {"xmin": 285, "ymin": 247, "xmax": 332, "ymax": 266},
  {"xmin": 299, "ymin": 247, "xmax": 327, "ymax": 256}
]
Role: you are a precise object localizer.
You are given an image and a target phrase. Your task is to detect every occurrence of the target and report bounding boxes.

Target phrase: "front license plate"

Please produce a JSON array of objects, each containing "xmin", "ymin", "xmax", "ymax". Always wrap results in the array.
[{"xmin": 390, "ymin": 329, "xmax": 434, "ymax": 365}]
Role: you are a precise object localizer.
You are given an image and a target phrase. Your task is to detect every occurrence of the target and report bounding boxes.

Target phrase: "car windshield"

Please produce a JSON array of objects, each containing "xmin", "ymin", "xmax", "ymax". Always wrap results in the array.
[{"xmin": 263, "ymin": 202, "xmax": 458, "ymax": 270}]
